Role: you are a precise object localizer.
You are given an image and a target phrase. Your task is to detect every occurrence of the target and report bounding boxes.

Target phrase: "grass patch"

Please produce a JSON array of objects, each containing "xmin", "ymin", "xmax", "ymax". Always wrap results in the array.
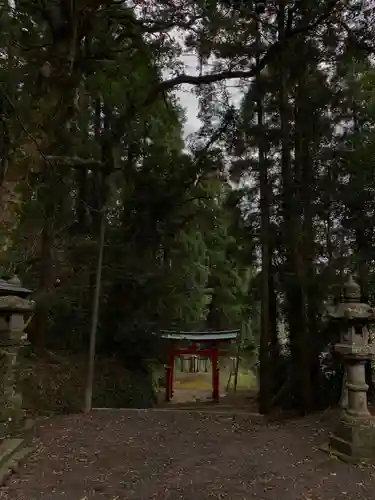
[
  {"xmin": 226, "ymin": 370, "xmax": 258, "ymax": 391},
  {"xmin": 176, "ymin": 377, "xmax": 212, "ymax": 390},
  {"xmin": 173, "ymin": 369, "xmax": 258, "ymax": 392}
]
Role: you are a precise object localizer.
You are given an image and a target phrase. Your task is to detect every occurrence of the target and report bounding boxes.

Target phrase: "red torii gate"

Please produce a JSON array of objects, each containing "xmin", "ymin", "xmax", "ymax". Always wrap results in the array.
[{"xmin": 160, "ymin": 330, "xmax": 239, "ymax": 403}]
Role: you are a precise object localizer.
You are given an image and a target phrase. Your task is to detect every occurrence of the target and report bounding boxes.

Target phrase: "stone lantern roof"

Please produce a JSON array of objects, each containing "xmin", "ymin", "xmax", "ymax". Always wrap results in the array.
[
  {"xmin": 328, "ymin": 275, "xmax": 375, "ymax": 322},
  {"xmin": 0, "ymin": 276, "xmax": 32, "ymax": 298}
]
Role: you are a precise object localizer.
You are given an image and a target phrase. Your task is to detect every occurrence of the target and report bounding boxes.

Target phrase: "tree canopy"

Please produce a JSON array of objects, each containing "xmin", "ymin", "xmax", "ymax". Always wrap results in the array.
[{"xmin": 1, "ymin": 0, "xmax": 375, "ymax": 414}]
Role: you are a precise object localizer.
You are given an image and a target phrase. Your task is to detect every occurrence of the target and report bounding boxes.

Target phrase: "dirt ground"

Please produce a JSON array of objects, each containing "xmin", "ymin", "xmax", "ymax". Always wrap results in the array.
[{"xmin": 1, "ymin": 409, "xmax": 375, "ymax": 500}]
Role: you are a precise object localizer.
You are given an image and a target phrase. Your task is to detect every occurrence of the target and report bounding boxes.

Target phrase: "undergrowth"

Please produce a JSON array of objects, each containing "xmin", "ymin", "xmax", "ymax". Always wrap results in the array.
[{"xmin": 19, "ymin": 349, "xmax": 159, "ymax": 415}]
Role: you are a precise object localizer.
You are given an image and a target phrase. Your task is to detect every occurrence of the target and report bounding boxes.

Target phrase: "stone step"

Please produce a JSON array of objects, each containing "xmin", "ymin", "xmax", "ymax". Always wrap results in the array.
[
  {"xmin": 153, "ymin": 407, "xmax": 264, "ymax": 421},
  {"xmin": 0, "ymin": 439, "xmax": 24, "ymax": 468},
  {"xmin": 0, "ymin": 438, "xmax": 33, "ymax": 486}
]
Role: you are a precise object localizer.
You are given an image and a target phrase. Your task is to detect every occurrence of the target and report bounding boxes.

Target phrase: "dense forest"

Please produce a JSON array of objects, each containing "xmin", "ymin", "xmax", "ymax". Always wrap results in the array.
[{"xmin": 1, "ymin": 0, "xmax": 375, "ymax": 414}]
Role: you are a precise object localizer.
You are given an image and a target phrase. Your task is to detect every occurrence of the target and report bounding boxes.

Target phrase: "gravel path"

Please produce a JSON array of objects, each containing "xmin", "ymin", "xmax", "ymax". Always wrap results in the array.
[{"xmin": 1, "ymin": 409, "xmax": 375, "ymax": 499}]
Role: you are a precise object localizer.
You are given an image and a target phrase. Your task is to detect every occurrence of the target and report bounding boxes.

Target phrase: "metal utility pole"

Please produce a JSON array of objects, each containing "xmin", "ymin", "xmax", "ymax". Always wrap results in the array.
[
  {"xmin": 84, "ymin": 206, "xmax": 106, "ymax": 413},
  {"xmin": 233, "ymin": 329, "xmax": 242, "ymax": 393},
  {"xmin": 44, "ymin": 155, "xmax": 107, "ymax": 413}
]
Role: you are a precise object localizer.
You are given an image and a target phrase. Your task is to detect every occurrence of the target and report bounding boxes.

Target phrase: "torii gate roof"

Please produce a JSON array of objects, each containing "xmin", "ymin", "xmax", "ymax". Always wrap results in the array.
[{"xmin": 158, "ymin": 330, "xmax": 239, "ymax": 341}]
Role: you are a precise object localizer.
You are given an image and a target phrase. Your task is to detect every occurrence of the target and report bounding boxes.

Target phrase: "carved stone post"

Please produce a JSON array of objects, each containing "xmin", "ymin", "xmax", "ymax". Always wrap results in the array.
[
  {"xmin": 340, "ymin": 370, "xmax": 348, "ymax": 409},
  {"xmin": 328, "ymin": 275, "xmax": 375, "ymax": 462},
  {"xmin": 0, "ymin": 277, "xmax": 34, "ymax": 435}
]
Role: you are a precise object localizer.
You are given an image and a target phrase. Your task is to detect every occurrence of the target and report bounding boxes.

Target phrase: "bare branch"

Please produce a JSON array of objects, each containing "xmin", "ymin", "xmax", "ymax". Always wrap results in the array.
[
  {"xmin": 147, "ymin": 0, "xmax": 342, "ymax": 99},
  {"xmin": 136, "ymin": 16, "xmax": 202, "ymax": 34},
  {"xmin": 111, "ymin": 0, "xmax": 342, "ymax": 142},
  {"xmin": 45, "ymin": 156, "xmax": 104, "ymax": 168}
]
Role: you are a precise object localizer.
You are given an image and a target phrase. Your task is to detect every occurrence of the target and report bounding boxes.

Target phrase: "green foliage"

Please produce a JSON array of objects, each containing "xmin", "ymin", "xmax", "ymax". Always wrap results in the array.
[{"xmin": 3, "ymin": 0, "xmax": 374, "ymax": 416}]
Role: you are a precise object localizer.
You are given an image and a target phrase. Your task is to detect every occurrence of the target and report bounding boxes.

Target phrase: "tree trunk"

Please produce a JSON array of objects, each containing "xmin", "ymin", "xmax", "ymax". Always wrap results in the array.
[
  {"xmin": 26, "ymin": 4, "xmax": 83, "ymax": 349},
  {"xmin": 75, "ymin": 87, "xmax": 90, "ymax": 233},
  {"xmin": 356, "ymin": 226, "xmax": 373, "ymax": 402},
  {"xmin": 268, "ymin": 252, "xmax": 281, "ymax": 389},
  {"xmin": 255, "ymin": 19, "xmax": 273, "ymax": 414},
  {"xmin": 28, "ymin": 197, "xmax": 54, "ymax": 349},
  {"xmin": 88, "ymin": 98, "xmax": 103, "ymax": 233},
  {"xmin": 278, "ymin": 3, "xmax": 309, "ymax": 414},
  {"xmin": 294, "ymin": 64, "xmax": 318, "ymax": 412},
  {"xmin": 352, "ymin": 100, "xmax": 373, "ymax": 402}
]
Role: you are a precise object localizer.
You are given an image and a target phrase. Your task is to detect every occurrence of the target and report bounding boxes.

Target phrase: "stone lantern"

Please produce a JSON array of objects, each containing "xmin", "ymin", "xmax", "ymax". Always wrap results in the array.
[
  {"xmin": 327, "ymin": 275, "xmax": 375, "ymax": 462},
  {"xmin": 0, "ymin": 276, "xmax": 34, "ymax": 435}
]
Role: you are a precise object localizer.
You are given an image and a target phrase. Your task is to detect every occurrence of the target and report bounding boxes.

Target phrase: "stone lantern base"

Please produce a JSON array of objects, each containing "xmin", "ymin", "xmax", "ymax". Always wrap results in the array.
[
  {"xmin": 329, "ymin": 412, "xmax": 375, "ymax": 462},
  {"xmin": 0, "ymin": 294, "xmax": 34, "ymax": 438}
]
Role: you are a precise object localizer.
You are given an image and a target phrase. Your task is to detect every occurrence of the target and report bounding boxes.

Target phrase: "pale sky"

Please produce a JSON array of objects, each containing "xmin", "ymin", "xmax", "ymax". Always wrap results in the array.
[
  {"xmin": 171, "ymin": 52, "xmax": 243, "ymax": 140},
  {"xmin": 178, "ymin": 86, "xmax": 201, "ymax": 137},
  {"xmin": 169, "ymin": 53, "xmax": 202, "ymax": 138}
]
